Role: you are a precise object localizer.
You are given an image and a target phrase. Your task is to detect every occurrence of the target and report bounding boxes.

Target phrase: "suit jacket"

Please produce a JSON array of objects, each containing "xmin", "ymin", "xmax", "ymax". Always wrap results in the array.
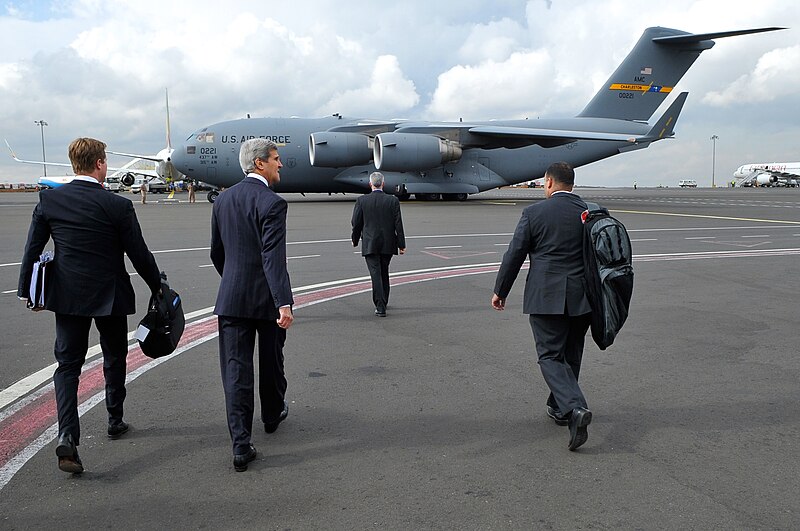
[
  {"xmin": 210, "ymin": 176, "xmax": 294, "ymax": 320},
  {"xmin": 351, "ymin": 190, "xmax": 406, "ymax": 256},
  {"xmin": 494, "ymin": 192, "xmax": 591, "ymax": 316},
  {"xmin": 17, "ymin": 179, "xmax": 161, "ymax": 316}
]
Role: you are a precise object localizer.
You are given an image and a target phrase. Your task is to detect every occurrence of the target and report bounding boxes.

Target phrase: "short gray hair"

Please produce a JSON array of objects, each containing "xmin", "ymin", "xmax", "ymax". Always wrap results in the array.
[
  {"xmin": 369, "ymin": 171, "xmax": 384, "ymax": 188},
  {"xmin": 239, "ymin": 138, "xmax": 278, "ymax": 174}
]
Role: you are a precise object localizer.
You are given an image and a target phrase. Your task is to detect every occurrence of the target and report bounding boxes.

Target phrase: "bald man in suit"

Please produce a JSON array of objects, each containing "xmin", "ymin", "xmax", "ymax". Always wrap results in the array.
[{"xmin": 492, "ymin": 162, "xmax": 593, "ymax": 451}]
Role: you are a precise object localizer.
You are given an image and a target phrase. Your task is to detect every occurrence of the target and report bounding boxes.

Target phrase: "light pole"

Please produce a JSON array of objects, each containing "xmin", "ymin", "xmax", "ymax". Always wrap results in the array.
[
  {"xmin": 34, "ymin": 120, "xmax": 48, "ymax": 177},
  {"xmin": 710, "ymin": 134, "xmax": 719, "ymax": 188}
]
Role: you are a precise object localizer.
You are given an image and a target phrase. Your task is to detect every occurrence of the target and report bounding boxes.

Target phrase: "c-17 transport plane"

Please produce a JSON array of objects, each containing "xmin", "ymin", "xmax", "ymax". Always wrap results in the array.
[
  {"xmin": 5, "ymin": 27, "xmax": 784, "ymax": 200},
  {"xmin": 733, "ymin": 162, "xmax": 800, "ymax": 187},
  {"xmin": 167, "ymin": 25, "xmax": 783, "ymax": 202}
]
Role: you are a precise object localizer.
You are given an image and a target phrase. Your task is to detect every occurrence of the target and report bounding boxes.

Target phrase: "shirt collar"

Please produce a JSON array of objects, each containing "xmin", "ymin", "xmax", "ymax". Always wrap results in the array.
[
  {"xmin": 551, "ymin": 190, "xmax": 574, "ymax": 196},
  {"xmin": 247, "ymin": 172, "xmax": 271, "ymax": 188},
  {"xmin": 72, "ymin": 175, "xmax": 101, "ymax": 184}
]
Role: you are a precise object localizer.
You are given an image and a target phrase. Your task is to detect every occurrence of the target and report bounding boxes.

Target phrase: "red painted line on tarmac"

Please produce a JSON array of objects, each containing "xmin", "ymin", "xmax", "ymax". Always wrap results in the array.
[{"xmin": 0, "ymin": 264, "xmax": 503, "ymax": 475}]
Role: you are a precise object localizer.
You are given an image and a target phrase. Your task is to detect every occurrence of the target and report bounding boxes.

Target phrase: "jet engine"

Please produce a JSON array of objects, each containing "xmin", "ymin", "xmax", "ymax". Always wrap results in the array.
[
  {"xmin": 309, "ymin": 132, "xmax": 373, "ymax": 167},
  {"xmin": 756, "ymin": 173, "xmax": 777, "ymax": 186},
  {"xmin": 121, "ymin": 173, "xmax": 136, "ymax": 186},
  {"xmin": 374, "ymin": 133, "xmax": 462, "ymax": 172}
]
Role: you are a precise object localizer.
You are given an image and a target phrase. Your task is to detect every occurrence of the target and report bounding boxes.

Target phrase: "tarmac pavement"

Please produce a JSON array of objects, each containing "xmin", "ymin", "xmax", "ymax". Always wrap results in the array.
[{"xmin": 1, "ymin": 187, "xmax": 799, "ymax": 529}]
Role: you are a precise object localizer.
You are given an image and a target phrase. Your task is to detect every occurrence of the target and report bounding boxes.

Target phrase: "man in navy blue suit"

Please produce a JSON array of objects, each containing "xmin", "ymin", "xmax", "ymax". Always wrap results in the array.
[
  {"xmin": 210, "ymin": 138, "xmax": 294, "ymax": 472},
  {"xmin": 492, "ymin": 162, "xmax": 594, "ymax": 451},
  {"xmin": 18, "ymin": 137, "xmax": 162, "ymax": 473},
  {"xmin": 351, "ymin": 171, "xmax": 406, "ymax": 317}
]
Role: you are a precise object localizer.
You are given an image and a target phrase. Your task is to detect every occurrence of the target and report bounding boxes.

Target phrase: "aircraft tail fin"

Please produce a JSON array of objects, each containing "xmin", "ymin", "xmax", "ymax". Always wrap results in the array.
[
  {"xmin": 165, "ymin": 88, "xmax": 172, "ymax": 151},
  {"xmin": 578, "ymin": 26, "xmax": 784, "ymax": 121}
]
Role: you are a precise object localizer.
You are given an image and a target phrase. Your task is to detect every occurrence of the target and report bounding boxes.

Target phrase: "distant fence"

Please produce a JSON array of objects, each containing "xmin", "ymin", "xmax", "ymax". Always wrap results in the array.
[{"xmin": 0, "ymin": 183, "xmax": 41, "ymax": 192}]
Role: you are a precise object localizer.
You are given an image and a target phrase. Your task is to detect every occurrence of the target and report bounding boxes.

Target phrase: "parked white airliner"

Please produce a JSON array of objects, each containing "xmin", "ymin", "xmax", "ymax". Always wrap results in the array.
[{"xmin": 734, "ymin": 162, "xmax": 800, "ymax": 187}]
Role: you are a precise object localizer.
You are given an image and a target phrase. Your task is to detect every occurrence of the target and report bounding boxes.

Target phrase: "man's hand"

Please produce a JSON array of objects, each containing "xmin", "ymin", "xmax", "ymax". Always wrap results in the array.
[
  {"xmin": 491, "ymin": 293, "xmax": 505, "ymax": 311},
  {"xmin": 277, "ymin": 306, "xmax": 294, "ymax": 329},
  {"xmin": 399, "ymin": 248, "xmax": 406, "ymax": 255}
]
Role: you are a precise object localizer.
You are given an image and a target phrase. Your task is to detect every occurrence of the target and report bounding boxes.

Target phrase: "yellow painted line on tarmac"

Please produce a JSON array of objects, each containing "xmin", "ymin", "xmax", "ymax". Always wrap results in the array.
[
  {"xmin": 613, "ymin": 210, "xmax": 800, "ymax": 225},
  {"xmin": 483, "ymin": 201, "xmax": 517, "ymax": 206},
  {"xmin": 168, "ymin": 190, "xmax": 175, "ymax": 199}
]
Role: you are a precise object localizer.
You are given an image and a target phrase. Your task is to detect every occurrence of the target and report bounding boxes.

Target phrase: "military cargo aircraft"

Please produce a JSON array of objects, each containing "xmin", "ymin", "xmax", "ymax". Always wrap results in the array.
[
  {"xmin": 6, "ymin": 27, "xmax": 783, "ymax": 201},
  {"xmin": 168, "ymin": 26, "xmax": 783, "ymax": 202}
]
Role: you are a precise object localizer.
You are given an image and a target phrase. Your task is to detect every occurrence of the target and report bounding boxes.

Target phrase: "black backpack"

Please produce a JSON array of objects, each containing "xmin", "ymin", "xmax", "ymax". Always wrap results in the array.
[
  {"xmin": 137, "ymin": 273, "xmax": 185, "ymax": 359},
  {"xmin": 581, "ymin": 202, "xmax": 634, "ymax": 350}
]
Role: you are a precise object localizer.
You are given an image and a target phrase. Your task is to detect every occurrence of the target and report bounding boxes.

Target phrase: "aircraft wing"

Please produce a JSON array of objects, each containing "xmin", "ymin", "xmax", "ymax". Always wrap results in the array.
[
  {"xmin": 466, "ymin": 126, "xmax": 640, "ymax": 145},
  {"xmin": 327, "ymin": 121, "xmax": 403, "ymax": 136},
  {"xmin": 6, "ymin": 140, "xmax": 158, "ymax": 175},
  {"xmin": 389, "ymin": 123, "xmax": 642, "ymax": 149},
  {"xmin": 5, "ymin": 139, "xmax": 73, "ymax": 169},
  {"xmin": 106, "ymin": 150, "xmax": 164, "ymax": 162}
]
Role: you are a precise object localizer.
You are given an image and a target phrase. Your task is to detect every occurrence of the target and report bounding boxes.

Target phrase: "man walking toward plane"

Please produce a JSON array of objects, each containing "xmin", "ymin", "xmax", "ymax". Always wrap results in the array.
[
  {"xmin": 211, "ymin": 138, "xmax": 294, "ymax": 472},
  {"xmin": 18, "ymin": 137, "xmax": 162, "ymax": 473},
  {"xmin": 351, "ymin": 172, "xmax": 406, "ymax": 317},
  {"xmin": 491, "ymin": 162, "xmax": 593, "ymax": 451}
]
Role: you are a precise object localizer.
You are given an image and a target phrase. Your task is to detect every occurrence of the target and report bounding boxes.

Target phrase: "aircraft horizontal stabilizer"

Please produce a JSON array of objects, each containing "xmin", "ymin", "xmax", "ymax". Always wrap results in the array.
[
  {"xmin": 652, "ymin": 27, "xmax": 786, "ymax": 46},
  {"xmin": 643, "ymin": 92, "xmax": 688, "ymax": 140}
]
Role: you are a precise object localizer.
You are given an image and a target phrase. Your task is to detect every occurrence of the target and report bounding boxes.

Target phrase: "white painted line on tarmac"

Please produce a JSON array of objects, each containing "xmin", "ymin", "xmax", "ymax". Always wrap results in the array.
[
  {"xmin": 424, "ymin": 245, "xmax": 462, "ymax": 249},
  {"xmin": 288, "ymin": 254, "xmax": 321, "ymax": 260},
  {"xmin": 0, "ymin": 262, "xmax": 21, "ymax": 267},
  {"xmin": 630, "ymin": 238, "xmax": 658, "ymax": 242},
  {"xmin": 741, "ymin": 235, "xmax": 770, "ymax": 238},
  {"xmin": 685, "ymin": 236, "xmax": 716, "ymax": 240}
]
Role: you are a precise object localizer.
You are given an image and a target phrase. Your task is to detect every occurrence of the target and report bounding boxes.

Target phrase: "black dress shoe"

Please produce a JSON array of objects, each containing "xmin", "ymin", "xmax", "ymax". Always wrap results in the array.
[
  {"xmin": 375, "ymin": 308, "xmax": 386, "ymax": 317},
  {"xmin": 233, "ymin": 444, "xmax": 257, "ymax": 472},
  {"xmin": 56, "ymin": 433, "xmax": 84, "ymax": 474},
  {"xmin": 107, "ymin": 421, "xmax": 130, "ymax": 440},
  {"xmin": 264, "ymin": 401, "xmax": 289, "ymax": 433},
  {"xmin": 567, "ymin": 407, "xmax": 592, "ymax": 451},
  {"xmin": 546, "ymin": 406, "xmax": 570, "ymax": 426}
]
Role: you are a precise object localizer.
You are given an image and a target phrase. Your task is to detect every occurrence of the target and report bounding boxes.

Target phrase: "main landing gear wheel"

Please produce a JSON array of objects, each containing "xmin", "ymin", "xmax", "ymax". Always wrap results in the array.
[
  {"xmin": 443, "ymin": 193, "xmax": 468, "ymax": 202},
  {"xmin": 414, "ymin": 193, "xmax": 441, "ymax": 201},
  {"xmin": 207, "ymin": 190, "xmax": 220, "ymax": 203}
]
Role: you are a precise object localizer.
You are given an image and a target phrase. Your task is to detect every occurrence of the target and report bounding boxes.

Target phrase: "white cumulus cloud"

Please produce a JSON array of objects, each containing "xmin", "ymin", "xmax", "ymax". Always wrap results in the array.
[
  {"xmin": 703, "ymin": 45, "xmax": 800, "ymax": 105},
  {"xmin": 319, "ymin": 55, "xmax": 419, "ymax": 117},
  {"xmin": 426, "ymin": 49, "xmax": 554, "ymax": 121}
]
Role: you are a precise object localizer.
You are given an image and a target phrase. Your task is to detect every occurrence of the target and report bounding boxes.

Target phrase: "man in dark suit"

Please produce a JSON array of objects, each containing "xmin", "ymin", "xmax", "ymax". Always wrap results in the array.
[
  {"xmin": 491, "ymin": 162, "xmax": 593, "ymax": 451},
  {"xmin": 211, "ymin": 138, "xmax": 294, "ymax": 472},
  {"xmin": 18, "ymin": 137, "xmax": 162, "ymax": 473},
  {"xmin": 351, "ymin": 172, "xmax": 406, "ymax": 317}
]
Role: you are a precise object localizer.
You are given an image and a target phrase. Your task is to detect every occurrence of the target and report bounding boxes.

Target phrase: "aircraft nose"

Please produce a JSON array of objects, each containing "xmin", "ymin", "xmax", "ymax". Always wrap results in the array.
[{"xmin": 169, "ymin": 145, "xmax": 185, "ymax": 170}]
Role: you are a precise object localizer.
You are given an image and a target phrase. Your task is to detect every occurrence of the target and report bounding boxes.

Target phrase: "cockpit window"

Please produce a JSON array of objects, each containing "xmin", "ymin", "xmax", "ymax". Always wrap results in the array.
[{"xmin": 196, "ymin": 132, "xmax": 215, "ymax": 143}]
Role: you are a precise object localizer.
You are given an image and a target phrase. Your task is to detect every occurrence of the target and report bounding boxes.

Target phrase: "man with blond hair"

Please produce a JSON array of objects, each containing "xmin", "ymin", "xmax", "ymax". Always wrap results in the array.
[{"xmin": 18, "ymin": 137, "xmax": 162, "ymax": 474}]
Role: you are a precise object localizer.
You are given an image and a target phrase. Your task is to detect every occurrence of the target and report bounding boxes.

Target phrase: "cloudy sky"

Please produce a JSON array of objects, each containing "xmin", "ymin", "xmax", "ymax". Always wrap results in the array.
[{"xmin": 1, "ymin": 0, "xmax": 798, "ymax": 187}]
